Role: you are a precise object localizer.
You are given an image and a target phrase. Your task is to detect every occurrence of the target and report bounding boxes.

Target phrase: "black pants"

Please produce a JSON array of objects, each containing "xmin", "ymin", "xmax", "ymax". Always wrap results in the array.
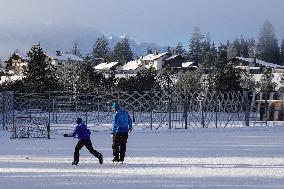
[
  {"xmin": 74, "ymin": 139, "xmax": 101, "ymax": 163},
  {"xmin": 112, "ymin": 133, "xmax": 128, "ymax": 161}
]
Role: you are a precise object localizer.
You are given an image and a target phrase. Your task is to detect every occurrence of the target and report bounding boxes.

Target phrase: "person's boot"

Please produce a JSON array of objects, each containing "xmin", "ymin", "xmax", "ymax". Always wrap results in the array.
[
  {"xmin": 72, "ymin": 161, "xmax": 78, "ymax": 166},
  {"xmin": 98, "ymin": 154, "xmax": 103, "ymax": 164},
  {"xmin": 112, "ymin": 156, "xmax": 119, "ymax": 163}
]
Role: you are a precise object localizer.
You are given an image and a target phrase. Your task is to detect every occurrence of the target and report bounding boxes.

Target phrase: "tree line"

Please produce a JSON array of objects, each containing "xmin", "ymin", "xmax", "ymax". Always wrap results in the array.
[{"xmin": 1, "ymin": 20, "xmax": 284, "ymax": 93}]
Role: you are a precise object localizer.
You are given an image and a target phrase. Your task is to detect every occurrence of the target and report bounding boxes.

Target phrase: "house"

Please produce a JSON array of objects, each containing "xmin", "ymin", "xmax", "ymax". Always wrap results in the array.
[
  {"xmin": 141, "ymin": 52, "xmax": 171, "ymax": 70},
  {"xmin": 45, "ymin": 51, "xmax": 84, "ymax": 67},
  {"xmin": 5, "ymin": 51, "xmax": 30, "ymax": 75},
  {"xmin": 163, "ymin": 54, "xmax": 186, "ymax": 69},
  {"xmin": 119, "ymin": 60, "xmax": 142, "ymax": 74},
  {"xmin": 230, "ymin": 57, "xmax": 284, "ymax": 74}
]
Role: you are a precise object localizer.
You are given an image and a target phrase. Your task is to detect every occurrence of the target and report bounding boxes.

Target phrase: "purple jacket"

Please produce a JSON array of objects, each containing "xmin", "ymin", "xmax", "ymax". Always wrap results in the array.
[{"xmin": 72, "ymin": 122, "xmax": 91, "ymax": 140}]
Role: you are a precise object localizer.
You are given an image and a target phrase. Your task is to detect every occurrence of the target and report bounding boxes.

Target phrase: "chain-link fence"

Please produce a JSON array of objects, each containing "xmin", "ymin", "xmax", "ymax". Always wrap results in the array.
[{"xmin": 1, "ymin": 91, "xmax": 284, "ymax": 136}]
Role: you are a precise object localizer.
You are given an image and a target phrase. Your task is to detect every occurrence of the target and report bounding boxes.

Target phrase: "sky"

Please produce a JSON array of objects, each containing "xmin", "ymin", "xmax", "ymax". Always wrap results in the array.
[{"xmin": 0, "ymin": 0, "xmax": 283, "ymax": 46}]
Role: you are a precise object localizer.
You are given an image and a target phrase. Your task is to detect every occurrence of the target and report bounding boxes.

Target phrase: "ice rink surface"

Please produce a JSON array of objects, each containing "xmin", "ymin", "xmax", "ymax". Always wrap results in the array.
[{"xmin": 0, "ymin": 126, "xmax": 284, "ymax": 189}]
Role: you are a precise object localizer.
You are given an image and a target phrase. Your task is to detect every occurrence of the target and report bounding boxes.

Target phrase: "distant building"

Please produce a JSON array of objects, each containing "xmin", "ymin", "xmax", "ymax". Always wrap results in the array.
[
  {"xmin": 5, "ymin": 52, "xmax": 30, "ymax": 75},
  {"xmin": 119, "ymin": 60, "xmax": 142, "ymax": 74},
  {"xmin": 230, "ymin": 57, "xmax": 284, "ymax": 74},
  {"xmin": 45, "ymin": 51, "xmax": 84, "ymax": 67},
  {"xmin": 141, "ymin": 52, "xmax": 171, "ymax": 70}
]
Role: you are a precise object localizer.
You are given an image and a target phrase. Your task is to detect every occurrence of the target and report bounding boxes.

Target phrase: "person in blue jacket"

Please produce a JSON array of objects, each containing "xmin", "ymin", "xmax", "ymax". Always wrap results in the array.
[
  {"xmin": 72, "ymin": 117, "xmax": 103, "ymax": 165},
  {"xmin": 111, "ymin": 103, "xmax": 132, "ymax": 163}
]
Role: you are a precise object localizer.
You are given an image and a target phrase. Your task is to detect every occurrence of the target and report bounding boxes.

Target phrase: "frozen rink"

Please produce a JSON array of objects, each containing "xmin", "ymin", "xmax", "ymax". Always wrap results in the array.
[{"xmin": 0, "ymin": 126, "xmax": 284, "ymax": 189}]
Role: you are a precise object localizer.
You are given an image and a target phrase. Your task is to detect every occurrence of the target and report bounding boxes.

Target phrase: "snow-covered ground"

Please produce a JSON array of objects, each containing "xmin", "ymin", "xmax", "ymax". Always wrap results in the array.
[{"xmin": 0, "ymin": 126, "xmax": 284, "ymax": 189}]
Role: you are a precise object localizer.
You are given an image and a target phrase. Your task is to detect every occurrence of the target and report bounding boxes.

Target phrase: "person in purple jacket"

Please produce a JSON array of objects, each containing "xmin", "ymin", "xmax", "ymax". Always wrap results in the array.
[{"xmin": 72, "ymin": 117, "xmax": 103, "ymax": 165}]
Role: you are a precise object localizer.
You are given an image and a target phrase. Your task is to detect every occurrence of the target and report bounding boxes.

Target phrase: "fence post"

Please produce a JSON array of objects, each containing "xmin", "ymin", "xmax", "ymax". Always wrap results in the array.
[
  {"xmin": 215, "ymin": 94, "xmax": 218, "ymax": 128},
  {"xmin": 245, "ymin": 91, "xmax": 250, "ymax": 127},
  {"xmin": 264, "ymin": 92, "xmax": 268, "ymax": 126},
  {"xmin": 2, "ymin": 93, "xmax": 5, "ymax": 130},
  {"xmin": 184, "ymin": 97, "xmax": 188, "ymax": 129},
  {"xmin": 47, "ymin": 92, "xmax": 51, "ymax": 139},
  {"xmin": 85, "ymin": 93, "xmax": 88, "ymax": 126},
  {"xmin": 168, "ymin": 99, "xmax": 172, "ymax": 129},
  {"xmin": 201, "ymin": 100, "xmax": 205, "ymax": 128}
]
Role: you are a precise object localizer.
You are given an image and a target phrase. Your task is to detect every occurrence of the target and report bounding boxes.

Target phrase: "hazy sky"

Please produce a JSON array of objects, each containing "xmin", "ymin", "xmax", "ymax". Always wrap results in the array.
[{"xmin": 0, "ymin": 0, "xmax": 283, "ymax": 46}]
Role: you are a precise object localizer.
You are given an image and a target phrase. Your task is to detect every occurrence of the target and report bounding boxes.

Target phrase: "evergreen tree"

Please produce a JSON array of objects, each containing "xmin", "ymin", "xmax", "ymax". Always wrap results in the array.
[
  {"xmin": 175, "ymin": 42, "xmax": 186, "ymax": 55},
  {"xmin": 280, "ymin": 39, "xmax": 284, "ymax": 65},
  {"xmin": 201, "ymin": 34, "xmax": 217, "ymax": 68},
  {"xmin": 188, "ymin": 27, "xmax": 204, "ymax": 64},
  {"xmin": 24, "ymin": 44, "xmax": 58, "ymax": 93},
  {"xmin": 71, "ymin": 41, "xmax": 82, "ymax": 58},
  {"xmin": 247, "ymin": 38, "xmax": 256, "ymax": 57},
  {"xmin": 117, "ymin": 68, "xmax": 157, "ymax": 92},
  {"xmin": 77, "ymin": 55, "xmax": 104, "ymax": 92},
  {"xmin": 112, "ymin": 38, "xmax": 133, "ymax": 64},
  {"xmin": 175, "ymin": 66, "xmax": 205, "ymax": 93},
  {"xmin": 212, "ymin": 63, "xmax": 242, "ymax": 92},
  {"xmin": 257, "ymin": 21, "xmax": 280, "ymax": 63},
  {"xmin": 57, "ymin": 61, "xmax": 81, "ymax": 92},
  {"xmin": 217, "ymin": 42, "xmax": 230, "ymax": 63},
  {"xmin": 240, "ymin": 70, "xmax": 257, "ymax": 91},
  {"xmin": 257, "ymin": 68, "xmax": 276, "ymax": 92},
  {"xmin": 91, "ymin": 36, "xmax": 111, "ymax": 65}
]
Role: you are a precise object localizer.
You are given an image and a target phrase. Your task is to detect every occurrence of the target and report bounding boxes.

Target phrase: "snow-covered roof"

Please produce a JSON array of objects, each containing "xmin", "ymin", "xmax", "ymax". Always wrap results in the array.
[
  {"xmin": 10, "ymin": 52, "xmax": 30, "ymax": 61},
  {"xmin": 122, "ymin": 60, "xmax": 141, "ymax": 71},
  {"xmin": 235, "ymin": 57, "xmax": 255, "ymax": 63},
  {"xmin": 235, "ymin": 57, "xmax": 284, "ymax": 69},
  {"xmin": 0, "ymin": 75, "xmax": 25, "ymax": 84},
  {"xmin": 256, "ymin": 59, "xmax": 284, "ymax": 69},
  {"xmin": 142, "ymin": 52, "xmax": 169, "ymax": 61},
  {"xmin": 164, "ymin": 55, "xmax": 179, "ymax": 61},
  {"xmin": 46, "ymin": 52, "xmax": 84, "ymax": 62},
  {"xmin": 182, "ymin": 62, "xmax": 194, "ymax": 68},
  {"xmin": 249, "ymin": 67, "xmax": 261, "ymax": 70},
  {"xmin": 94, "ymin": 62, "xmax": 119, "ymax": 70}
]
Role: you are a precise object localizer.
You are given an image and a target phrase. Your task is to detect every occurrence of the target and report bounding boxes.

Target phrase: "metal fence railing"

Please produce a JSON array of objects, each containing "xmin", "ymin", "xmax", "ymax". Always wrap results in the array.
[{"xmin": 1, "ymin": 91, "xmax": 284, "ymax": 134}]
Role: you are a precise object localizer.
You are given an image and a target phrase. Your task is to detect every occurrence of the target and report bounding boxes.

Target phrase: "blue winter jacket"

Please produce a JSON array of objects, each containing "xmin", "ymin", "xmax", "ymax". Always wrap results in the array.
[
  {"xmin": 112, "ymin": 108, "xmax": 132, "ymax": 134},
  {"xmin": 72, "ymin": 122, "xmax": 91, "ymax": 140}
]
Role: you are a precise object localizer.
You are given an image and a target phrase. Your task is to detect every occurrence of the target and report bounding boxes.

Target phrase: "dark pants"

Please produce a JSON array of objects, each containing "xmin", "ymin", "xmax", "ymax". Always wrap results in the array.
[
  {"xmin": 112, "ymin": 133, "xmax": 128, "ymax": 161},
  {"xmin": 74, "ymin": 139, "xmax": 101, "ymax": 163}
]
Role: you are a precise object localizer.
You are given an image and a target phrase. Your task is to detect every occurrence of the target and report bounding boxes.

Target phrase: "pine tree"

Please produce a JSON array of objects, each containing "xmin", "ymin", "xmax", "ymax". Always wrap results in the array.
[
  {"xmin": 240, "ymin": 70, "xmax": 256, "ymax": 91},
  {"xmin": 112, "ymin": 38, "xmax": 133, "ymax": 64},
  {"xmin": 257, "ymin": 21, "xmax": 280, "ymax": 64},
  {"xmin": 175, "ymin": 42, "xmax": 186, "ymax": 55},
  {"xmin": 57, "ymin": 61, "xmax": 81, "ymax": 92},
  {"xmin": 217, "ymin": 42, "xmax": 229, "ymax": 63},
  {"xmin": 91, "ymin": 36, "xmax": 111, "ymax": 65},
  {"xmin": 71, "ymin": 41, "xmax": 82, "ymax": 58},
  {"xmin": 25, "ymin": 44, "xmax": 58, "ymax": 93},
  {"xmin": 175, "ymin": 66, "xmax": 205, "ymax": 93},
  {"xmin": 258, "ymin": 68, "xmax": 276, "ymax": 92},
  {"xmin": 188, "ymin": 27, "xmax": 204, "ymax": 64},
  {"xmin": 212, "ymin": 63, "xmax": 242, "ymax": 92},
  {"xmin": 77, "ymin": 55, "xmax": 104, "ymax": 92},
  {"xmin": 280, "ymin": 39, "xmax": 284, "ymax": 65}
]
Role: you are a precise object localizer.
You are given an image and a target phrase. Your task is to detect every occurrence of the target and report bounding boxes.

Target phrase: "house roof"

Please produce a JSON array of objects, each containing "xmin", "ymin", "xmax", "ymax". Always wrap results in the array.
[
  {"xmin": 94, "ymin": 62, "xmax": 119, "ymax": 70},
  {"xmin": 182, "ymin": 62, "xmax": 194, "ymax": 68},
  {"xmin": 164, "ymin": 54, "xmax": 186, "ymax": 61},
  {"xmin": 122, "ymin": 60, "xmax": 141, "ymax": 71},
  {"xmin": 142, "ymin": 52, "xmax": 169, "ymax": 61},
  {"xmin": 46, "ymin": 52, "xmax": 84, "ymax": 62},
  {"xmin": 9, "ymin": 52, "xmax": 30, "ymax": 61},
  {"xmin": 235, "ymin": 57, "xmax": 284, "ymax": 69}
]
